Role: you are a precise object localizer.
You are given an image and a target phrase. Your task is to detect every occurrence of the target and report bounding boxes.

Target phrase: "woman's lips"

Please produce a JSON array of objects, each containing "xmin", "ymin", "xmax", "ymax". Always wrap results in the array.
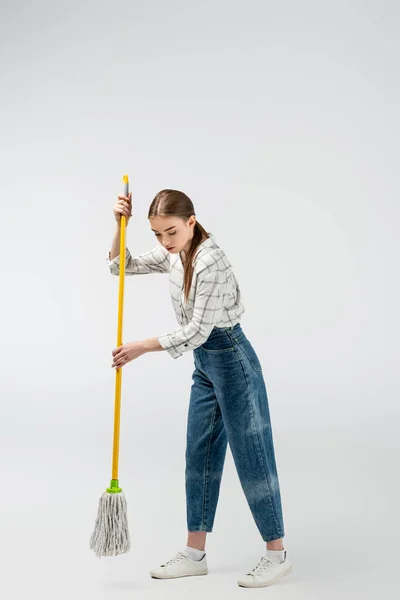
[{"xmin": 166, "ymin": 246, "xmax": 175, "ymax": 250}]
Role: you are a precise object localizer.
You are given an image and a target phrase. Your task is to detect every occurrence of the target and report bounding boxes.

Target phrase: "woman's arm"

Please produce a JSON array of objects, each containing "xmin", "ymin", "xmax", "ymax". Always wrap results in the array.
[
  {"xmin": 110, "ymin": 223, "xmax": 123, "ymax": 261},
  {"xmin": 111, "ymin": 337, "xmax": 164, "ymax": 368},
  {"xmin": 111, "ymin": 270, "xmax": 225, "ymax": 367},
  {"xmin": 111, "ymin": 269, "xmax": 226, "ymax": 367},
  {"xmin": 107, "ymin": 239, "xmax": 171, "ymax": 276},
  {"xmin": 142, "ymin": 337, "xmax": 164, "ymax": 352}
]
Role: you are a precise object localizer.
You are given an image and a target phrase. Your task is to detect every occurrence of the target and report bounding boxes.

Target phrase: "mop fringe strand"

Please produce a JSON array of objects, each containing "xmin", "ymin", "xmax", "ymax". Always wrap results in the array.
[{"xmin": 89, "ymin": 489, "xmax": 131, "ymax": 557}]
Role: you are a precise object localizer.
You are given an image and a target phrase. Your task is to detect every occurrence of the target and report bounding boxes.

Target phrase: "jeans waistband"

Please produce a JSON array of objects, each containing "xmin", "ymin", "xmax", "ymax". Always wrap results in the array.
[{"xmin": 207, "ymin": 322, "xmax": 242, "ymax": 340}]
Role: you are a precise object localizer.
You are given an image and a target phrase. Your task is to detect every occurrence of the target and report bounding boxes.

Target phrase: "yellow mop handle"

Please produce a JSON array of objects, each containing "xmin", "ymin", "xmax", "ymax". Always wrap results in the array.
[{"xmin": 111, "ymin": 174, "xmax": 129, "ymax": 481}]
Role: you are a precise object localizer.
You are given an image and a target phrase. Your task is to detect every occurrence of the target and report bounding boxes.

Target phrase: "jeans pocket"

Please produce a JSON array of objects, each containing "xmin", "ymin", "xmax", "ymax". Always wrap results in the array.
[
  {"xmin": 201, "ymin": 345, "xmax": 236, "ymax": 353},
  {"xmin": 201, "ymin": 331, "xmax": 236, "ymax": 353}
]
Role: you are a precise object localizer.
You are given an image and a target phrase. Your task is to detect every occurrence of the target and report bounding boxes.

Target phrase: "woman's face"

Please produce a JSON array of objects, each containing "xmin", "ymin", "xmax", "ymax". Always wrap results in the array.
[{"xmin": 149, "ymin": 215, "xmax": 196, "ymax": 254}]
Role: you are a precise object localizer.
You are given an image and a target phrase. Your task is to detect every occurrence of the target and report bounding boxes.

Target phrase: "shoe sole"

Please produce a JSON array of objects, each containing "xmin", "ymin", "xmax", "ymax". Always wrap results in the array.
[
  {"xmin": 150, "ymin": 571, "xmax": 208, "ymax": 579},
  {"xmin": 237, "ymin": 564, "xmax": 293, "ymax": 588}
]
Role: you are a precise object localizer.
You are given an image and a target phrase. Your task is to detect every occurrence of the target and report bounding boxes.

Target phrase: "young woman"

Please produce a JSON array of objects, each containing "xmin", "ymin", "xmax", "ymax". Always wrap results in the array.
[{"xmin": 107, "ymin": 189, "xmax": 292, "ymax": 588}]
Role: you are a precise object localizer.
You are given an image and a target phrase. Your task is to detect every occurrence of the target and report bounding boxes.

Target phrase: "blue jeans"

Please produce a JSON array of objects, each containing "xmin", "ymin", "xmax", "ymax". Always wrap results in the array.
[{"xmin": 186, "ymin": 323, "xmax": 285, "ymax": 542}]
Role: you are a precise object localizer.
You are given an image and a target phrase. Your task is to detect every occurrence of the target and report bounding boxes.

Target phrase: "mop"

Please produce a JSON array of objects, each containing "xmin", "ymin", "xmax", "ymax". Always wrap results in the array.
[{"xmin": 89, "ymin": 174, "xmax": 131, "ymax": 557}]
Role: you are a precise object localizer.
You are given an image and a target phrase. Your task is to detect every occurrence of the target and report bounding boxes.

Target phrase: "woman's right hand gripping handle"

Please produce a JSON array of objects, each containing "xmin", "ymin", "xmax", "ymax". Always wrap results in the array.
[
  {"xmin": 113, "ymin": 192, "xmax": 132, "ymax": 225},
  {"xmin": 110, "ymin": 192, "xmax": 132, "ymax": 261}
]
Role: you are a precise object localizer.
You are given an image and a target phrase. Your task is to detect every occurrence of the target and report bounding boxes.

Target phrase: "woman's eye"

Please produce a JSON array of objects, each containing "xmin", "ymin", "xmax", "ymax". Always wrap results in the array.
[{"xmin": 154, "ymin": 231, "xmax": 176, "ymax": 237}]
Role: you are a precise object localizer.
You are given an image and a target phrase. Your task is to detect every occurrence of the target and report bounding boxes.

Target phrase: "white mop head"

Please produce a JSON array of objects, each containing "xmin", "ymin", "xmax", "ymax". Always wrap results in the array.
[{"xmin": 90, "ymin": 491, "xmax": 131, "ymax": 557}]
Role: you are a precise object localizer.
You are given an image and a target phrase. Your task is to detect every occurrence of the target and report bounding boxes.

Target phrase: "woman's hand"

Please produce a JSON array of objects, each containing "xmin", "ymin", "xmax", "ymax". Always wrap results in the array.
[
  {"xmin": 111, "ymin": 341, "xmax": 146, "ymax": 368},
  {"xmin": 113, "ymin": 192, "xmax": 132, "ymax": 225}
]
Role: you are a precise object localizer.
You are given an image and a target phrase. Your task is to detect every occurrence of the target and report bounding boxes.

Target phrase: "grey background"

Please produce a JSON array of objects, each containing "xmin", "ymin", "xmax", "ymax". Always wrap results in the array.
[{"xmin": 1, "ymin": 0, "xmax": 399, "ymax": 598}]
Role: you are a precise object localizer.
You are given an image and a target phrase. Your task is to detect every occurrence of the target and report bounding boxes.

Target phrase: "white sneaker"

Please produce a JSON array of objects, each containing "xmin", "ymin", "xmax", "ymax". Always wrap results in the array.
[
  {"xmin": 150, "ymin": 550, "xmax": 208, "ymax": 579},
  {"xmin": 237, "ymin": 552, "xmax": 292, "ymax": 588}
]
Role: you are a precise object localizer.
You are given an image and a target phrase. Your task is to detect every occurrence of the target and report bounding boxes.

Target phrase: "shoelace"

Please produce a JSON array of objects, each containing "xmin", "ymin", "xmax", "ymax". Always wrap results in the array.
[
  {"xmin": 248, "ymin": 556, "xmax": 273, "ymax": 576},
  {"xmin": 162, "ymin": 551, "xmax": 187, "ymax": 566}
]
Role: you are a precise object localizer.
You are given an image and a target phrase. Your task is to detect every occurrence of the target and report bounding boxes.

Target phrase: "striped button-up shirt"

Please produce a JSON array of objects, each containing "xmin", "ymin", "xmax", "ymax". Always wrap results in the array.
[{"xmin": 107, "ymin": 232, "xmax": 245, "ymax": 358}]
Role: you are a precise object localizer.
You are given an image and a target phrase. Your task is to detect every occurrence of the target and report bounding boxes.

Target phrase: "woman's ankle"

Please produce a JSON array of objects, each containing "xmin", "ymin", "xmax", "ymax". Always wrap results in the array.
[
  {"xmin": 187, "ymin": 530, "xmax": 207, "ymax": 551},
  {"xmin": 266, "ymin": 538, "xmax": 284, "ymax": 551}
]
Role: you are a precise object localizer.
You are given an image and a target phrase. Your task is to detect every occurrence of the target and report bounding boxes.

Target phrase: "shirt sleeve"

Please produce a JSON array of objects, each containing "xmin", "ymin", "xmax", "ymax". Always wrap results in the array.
[
  {"xmin": 158, "ymin": 270, "xmax": 226, "ymax": 359},
  {"xmin": 107, "ymin": 244, "xmax": 170, "ymax": 275}
]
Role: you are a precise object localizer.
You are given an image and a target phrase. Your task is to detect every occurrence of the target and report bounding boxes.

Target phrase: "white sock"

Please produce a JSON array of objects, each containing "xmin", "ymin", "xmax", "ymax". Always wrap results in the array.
[
  {"xmin": 185, "ymin": 545, "xmax": 206, "ymax": 561},
  {"xmin": 265, "ymin": 548, "xmax": 286, "ymax": 563}
]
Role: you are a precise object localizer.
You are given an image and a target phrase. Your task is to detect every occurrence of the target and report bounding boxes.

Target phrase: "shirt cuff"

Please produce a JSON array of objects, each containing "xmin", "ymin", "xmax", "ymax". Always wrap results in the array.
[{"xmin": 158, "ymin": 333, "xmax": 183, "ymax": 359}]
